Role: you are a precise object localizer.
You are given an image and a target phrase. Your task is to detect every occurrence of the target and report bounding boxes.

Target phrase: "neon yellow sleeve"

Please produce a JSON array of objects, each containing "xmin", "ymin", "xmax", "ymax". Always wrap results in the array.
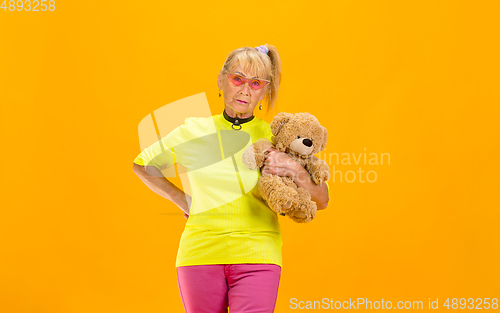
[
  {"xmin": 133, "ymin": 139, "xmax": 176, "ymax": 169},
  {"xmin": 133, "ymin": 123, "xmax": 187, "ymax": 170}
]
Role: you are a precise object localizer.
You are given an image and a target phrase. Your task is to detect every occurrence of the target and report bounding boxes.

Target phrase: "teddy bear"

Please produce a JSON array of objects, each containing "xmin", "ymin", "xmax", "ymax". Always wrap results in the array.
[{"xmin": 242, "ymin": 112, "xmax": 330, "ymax": 223}]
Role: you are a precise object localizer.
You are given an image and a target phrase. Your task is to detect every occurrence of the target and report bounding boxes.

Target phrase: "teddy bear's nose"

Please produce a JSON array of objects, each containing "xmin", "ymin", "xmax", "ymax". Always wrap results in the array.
[{"xmin": 302, "ymin": 138, "xmax": 312, "ymax": 147}]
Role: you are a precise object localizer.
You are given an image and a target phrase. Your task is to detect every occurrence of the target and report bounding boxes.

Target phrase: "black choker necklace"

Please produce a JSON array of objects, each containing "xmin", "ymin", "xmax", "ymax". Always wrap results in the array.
[{"xmin": 223, "ymin": 110, "xmax": 255, "ymax": 130}]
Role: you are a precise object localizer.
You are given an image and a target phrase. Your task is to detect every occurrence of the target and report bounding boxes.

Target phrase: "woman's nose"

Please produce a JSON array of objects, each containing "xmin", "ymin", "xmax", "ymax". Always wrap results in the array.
[{"xmin": 239, "ymin": 82, "xmax": 251, "ymax": 93}]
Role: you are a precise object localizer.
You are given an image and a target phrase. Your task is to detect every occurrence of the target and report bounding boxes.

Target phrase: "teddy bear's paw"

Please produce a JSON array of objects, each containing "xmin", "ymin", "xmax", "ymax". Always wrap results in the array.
[
  {"xmin": 288, "ymin": 209, "xmax": 313, "ymax": 223},
  {"xmin": 292, "ymin": 211, "xmax": 307, "ymax": 219},
  {"xmin": 288, "ymin": 201, "xmax": 318, "ymax": 223},
  {"xmin": 267, "ymin": 187, "xmax": 300, "ymax": 214},
  {"xmin": 310, "ymin": 174, "xmax": 321, "ymax": 185},
  {"xmin": 277, "ymin": 194, "xmax": 300, "ymax": 213},
  {"xmin": 242, "ymin": 145, "xmax": 264, "ymax": 170},
  {"xmin": 311, "ymin": 169, "xmax": 329, "ymax": 185},
  {"xmin": 281, "ymin": 200, "xmax": 293, "ymax": 210}
]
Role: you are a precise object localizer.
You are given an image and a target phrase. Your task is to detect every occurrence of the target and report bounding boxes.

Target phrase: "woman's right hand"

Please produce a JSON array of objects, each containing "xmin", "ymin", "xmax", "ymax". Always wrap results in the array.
[{"xmin": 133, "ymin": 163, "xmax": 192, "ymax": 218}]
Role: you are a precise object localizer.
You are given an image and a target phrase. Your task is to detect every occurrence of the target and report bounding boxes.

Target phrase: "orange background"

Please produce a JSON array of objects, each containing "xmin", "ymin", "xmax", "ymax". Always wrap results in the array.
[{"xmin": 1, "ymin": 1, "xmax": 499, "ymax": 312}]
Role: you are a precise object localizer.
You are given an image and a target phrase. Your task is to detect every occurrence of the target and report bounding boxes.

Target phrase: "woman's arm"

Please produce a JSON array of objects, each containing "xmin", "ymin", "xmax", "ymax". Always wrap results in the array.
[
  {"xmin": 261, "ymin": 148, "xmax": 329, "ymax": 210},
  {"xmin": 132, "ymin": 163, "xmax": 191, "ymax": 217}
]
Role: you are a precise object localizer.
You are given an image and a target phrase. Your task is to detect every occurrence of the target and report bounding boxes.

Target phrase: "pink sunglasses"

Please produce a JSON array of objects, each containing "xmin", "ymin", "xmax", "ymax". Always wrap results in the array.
[{"xmin": 225, "ymin": 71, "xmax": 270, "ymax": 90}]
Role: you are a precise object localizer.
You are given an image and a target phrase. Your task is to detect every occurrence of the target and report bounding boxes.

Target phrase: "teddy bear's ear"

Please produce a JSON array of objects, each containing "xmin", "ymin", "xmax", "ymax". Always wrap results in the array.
[
  {"xmin": 319, "ymin": 126, "xmax": 328, "ymax": 151},
  {"xmin": 270, "ymin": 112, "xmax": 293, "ymax": 136}
]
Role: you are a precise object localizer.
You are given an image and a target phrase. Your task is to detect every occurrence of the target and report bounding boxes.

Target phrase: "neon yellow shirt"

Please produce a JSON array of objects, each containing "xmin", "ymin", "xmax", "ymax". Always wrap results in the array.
[{"xmin": 134, "ymin": 113, "xmax": 329, "ymax": 268}]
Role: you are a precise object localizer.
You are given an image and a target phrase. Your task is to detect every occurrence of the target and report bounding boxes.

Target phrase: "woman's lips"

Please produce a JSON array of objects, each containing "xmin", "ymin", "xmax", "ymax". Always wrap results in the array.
[{"xmin": 236, "ymin": 100, "xmax": 248, "ymax": 104}]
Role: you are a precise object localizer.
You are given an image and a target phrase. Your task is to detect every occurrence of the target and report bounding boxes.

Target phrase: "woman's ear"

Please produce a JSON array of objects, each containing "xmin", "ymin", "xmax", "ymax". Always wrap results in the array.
[
  {"xmin": 270, "ymin": 112, "xmax": 293, "ymax": 136},
  {"xmin": 218, "ymin": 71, "xmax": 224, "ymax": 90}
]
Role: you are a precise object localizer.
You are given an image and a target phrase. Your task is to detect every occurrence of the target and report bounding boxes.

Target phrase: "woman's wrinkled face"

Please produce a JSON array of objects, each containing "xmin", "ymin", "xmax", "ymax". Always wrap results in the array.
[{"xmin": 218, "ymin": 65, "xmax": 267, "ymax": 118}]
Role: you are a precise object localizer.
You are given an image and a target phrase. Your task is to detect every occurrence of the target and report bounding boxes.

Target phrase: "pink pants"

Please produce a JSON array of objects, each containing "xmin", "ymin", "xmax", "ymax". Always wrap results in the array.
[{"xmin": 176, "ymin": 263, "xmax": 281, "ymax": 313}]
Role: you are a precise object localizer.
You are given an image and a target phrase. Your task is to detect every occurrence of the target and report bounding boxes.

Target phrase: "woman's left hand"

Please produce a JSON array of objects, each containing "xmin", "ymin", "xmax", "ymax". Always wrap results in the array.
[{"xmin": 261, "ymin": 147, "xmax": 305, "ymax": 180}]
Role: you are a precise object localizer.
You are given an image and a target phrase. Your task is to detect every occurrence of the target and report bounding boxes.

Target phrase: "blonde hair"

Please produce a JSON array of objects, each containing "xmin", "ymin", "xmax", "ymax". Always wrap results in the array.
[{"xmin": 221, "ymin": 44, "xmax": 282, "ymax": 114}]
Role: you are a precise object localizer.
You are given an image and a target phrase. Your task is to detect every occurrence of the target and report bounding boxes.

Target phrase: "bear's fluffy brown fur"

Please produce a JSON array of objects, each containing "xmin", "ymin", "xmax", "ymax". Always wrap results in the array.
[{"xmin": 242, "ymin": 112, "xmax": 330, "ymax": 223}]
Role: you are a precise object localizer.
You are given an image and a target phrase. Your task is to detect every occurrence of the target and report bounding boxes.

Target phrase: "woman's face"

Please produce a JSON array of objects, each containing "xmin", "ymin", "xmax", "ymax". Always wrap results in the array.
[{"xmin": 218, "ymin": 65, "xmax": 267, "ymax": 118}]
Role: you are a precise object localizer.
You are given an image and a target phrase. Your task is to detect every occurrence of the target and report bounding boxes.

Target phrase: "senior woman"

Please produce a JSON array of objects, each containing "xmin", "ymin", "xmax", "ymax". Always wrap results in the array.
[{"xmin": 132, "ymin": 44, "xmax": 329, "ymax": 313}]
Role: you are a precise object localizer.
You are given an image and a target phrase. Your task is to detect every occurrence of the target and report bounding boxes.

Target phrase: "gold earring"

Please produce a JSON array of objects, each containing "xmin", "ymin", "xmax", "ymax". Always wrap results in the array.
[
  {"xmin": 259, "ymin": 101, "xmax": 263, "ymax": 110},
  {"xmin": 219, "ymin": 89, "xmax": 221, "ymax": 97}
]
